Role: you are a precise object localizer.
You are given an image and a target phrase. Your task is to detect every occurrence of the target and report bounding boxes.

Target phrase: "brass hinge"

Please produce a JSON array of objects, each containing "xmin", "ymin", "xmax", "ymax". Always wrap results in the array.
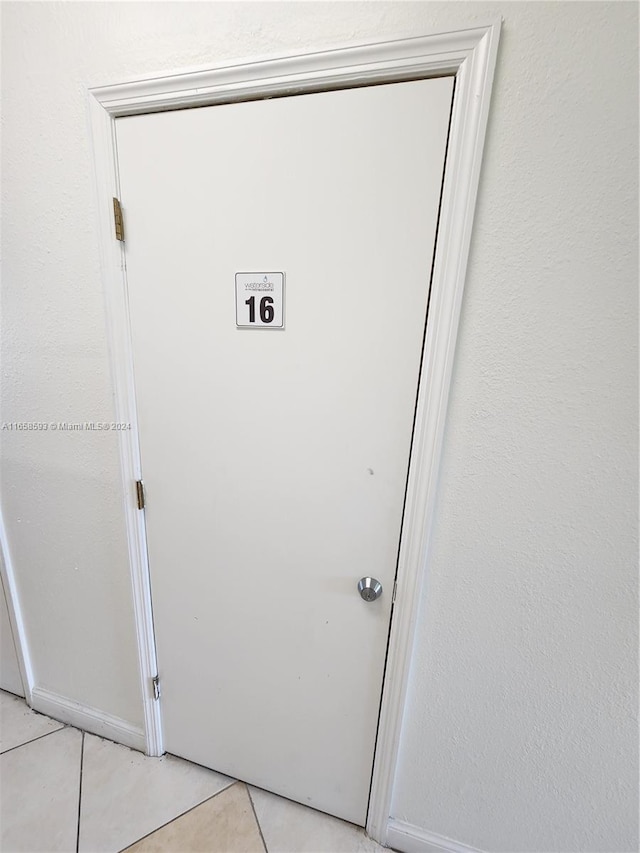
[
  {"xmin": 152, "ymin": 675, "xmax": 160, "ymax": 701},
  {"xmin": 113, "ymin": 197, "xmax": 125, "ymax": 241},
  {"xmin": 135, "ymin": 480, "xmax": 145, "ymax": 510}
]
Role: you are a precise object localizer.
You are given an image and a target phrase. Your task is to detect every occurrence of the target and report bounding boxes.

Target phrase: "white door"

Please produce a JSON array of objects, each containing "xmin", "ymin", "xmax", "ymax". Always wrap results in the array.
[{"xmin": 116, "ymin": 76, "xmax": 453, "ymax": 825}]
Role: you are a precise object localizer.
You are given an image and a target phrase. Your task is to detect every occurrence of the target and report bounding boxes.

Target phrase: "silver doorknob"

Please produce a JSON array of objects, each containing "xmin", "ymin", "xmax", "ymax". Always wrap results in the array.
[{"xmin": 358, "ymin": 577, "xmax": 383, "ymax": 602}]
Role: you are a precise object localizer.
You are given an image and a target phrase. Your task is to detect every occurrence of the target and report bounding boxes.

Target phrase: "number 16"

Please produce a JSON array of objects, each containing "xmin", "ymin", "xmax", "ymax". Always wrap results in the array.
[{"xmin": 245, "ymin": 295, "xmax": 275, "ymax": 324}]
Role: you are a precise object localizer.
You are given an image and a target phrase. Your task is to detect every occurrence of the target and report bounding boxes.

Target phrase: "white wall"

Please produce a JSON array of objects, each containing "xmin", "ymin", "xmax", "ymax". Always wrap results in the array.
[
  {"xmin": 388, "ymin": 5, "xmax": 638, "ymax": 852},
  {"xmin": 1, "ymin": 3, "xmax": 637, "ymax": 852}
]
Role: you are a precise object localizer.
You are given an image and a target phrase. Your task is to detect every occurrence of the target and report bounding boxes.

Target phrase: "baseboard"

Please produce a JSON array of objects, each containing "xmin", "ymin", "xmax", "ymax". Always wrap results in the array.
[
  {"xmin": 386, "ymin": 819, "xmax": 483, "ymax": 853},
  {"xmin": 30, "ymin": 686, "xmax": 146, "ymax": 752}
]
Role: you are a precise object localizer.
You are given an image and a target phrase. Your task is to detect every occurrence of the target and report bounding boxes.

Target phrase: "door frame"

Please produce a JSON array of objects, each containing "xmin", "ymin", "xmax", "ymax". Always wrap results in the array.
[
  {"xmin": 88, "ymin": 22, "xmax": 501, "ymax": 844},
  {"xmin": 0, "ymin": 507, "xmax": 33, "ymax": 701}
]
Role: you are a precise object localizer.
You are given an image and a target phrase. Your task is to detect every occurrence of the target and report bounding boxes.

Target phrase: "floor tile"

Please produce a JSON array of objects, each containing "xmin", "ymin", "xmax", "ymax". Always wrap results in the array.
[
  {"xmin": 79, "ymin": 733, "xmax": 234, "ymax": 852},
  {"xmin": 124, "ymin": 782, "xmax": 265, "ymax": 852},
  {"xmin": 249, "ymin": 786, "xmax": 385, "ymax": 853},
  {"xmin": 0, "ymin": 726, "xmax": 82, "ymax": 852},
  {"xmin": 0, "ymin": 688, "xmax": 64, "ymax": 753}
]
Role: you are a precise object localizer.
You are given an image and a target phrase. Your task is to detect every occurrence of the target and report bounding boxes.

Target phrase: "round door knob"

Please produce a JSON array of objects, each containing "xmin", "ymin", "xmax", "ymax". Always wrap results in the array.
[{"xmin": 358, "ymin": 577, "xmax": 383, "ymax": 602}]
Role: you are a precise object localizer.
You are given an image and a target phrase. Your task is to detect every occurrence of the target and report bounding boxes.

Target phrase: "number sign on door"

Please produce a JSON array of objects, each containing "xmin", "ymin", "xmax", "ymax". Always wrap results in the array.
[{"xmin": 236, "ymin": 272, "xmax": 285, "ymax": 329}]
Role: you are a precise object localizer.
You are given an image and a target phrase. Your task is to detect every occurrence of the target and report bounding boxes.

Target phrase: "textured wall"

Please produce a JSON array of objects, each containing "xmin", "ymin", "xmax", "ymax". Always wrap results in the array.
[
  {"xmin": 1, "ymin": 3, "xmax": 637, "ymax": 852},
  {"xmin": 389, "ymin": 5, "xmax": 639, "ymax": 853}
]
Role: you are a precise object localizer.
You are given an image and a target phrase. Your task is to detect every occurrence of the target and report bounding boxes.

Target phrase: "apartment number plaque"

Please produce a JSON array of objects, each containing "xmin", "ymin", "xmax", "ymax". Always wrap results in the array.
[{"xmin": 235, "ymin": 272, "xmax": 285, "ymax": 329}]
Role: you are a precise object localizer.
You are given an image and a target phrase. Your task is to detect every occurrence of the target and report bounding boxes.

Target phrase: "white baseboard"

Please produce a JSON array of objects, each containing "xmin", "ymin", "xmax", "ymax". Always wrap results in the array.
[
  {"xmin": 30, "ymin": 686, "xmax": 146, "ymax": 752},
  {"xmin": 386, "ymin": 819, "xmax": 483, "ymax": 853}
]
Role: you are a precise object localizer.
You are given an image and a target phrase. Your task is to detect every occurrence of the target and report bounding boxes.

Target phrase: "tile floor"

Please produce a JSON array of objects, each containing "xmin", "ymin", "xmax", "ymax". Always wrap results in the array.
[{"xmin": 0, "ymin": 690, "xmax": 387, "ymax": 852}]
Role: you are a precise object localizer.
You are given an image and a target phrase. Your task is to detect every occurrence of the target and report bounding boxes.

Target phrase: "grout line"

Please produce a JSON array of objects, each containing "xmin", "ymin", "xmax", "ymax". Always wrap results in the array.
[
  {"xmin": 0, "ymin": 724, "xmax": 67, "ymax": 756},
  {"xmin": 116, "ymin": 779, "xmax": 238, "ymax": 852},
  {"xmin": 247, "ymin": 785, "xmax": 269, "ymax": 853},
  {"xmin": 76, "ymin": 731, "xmax": 85, "ymax": 853}
]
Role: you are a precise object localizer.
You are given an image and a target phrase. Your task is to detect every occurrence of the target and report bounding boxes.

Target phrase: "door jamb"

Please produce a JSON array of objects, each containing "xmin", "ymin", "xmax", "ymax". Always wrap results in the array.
[{"xmin": 88, "ymin": 22, "xmax": 501, "ymax": 843}]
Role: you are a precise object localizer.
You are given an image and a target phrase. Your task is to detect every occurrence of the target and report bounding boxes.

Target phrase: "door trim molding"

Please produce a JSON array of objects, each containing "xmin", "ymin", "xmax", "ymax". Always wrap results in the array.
[
  {"xmin": 0, "ymin": 507, "xmax": 33, "ymax": 702},
  {"xmin": 87, "ymin": 94, "xmax": 163, "ymax": 757},
  {"xmin": 88, "ymin": 20, "xmax": 501, "ymax": 833},
  {"xmin": 364, "ymin": 24, "xmax": 501, "ymax": 845}
]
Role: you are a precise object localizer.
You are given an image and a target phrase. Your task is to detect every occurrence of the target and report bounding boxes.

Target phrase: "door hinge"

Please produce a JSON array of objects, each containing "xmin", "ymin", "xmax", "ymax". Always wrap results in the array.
[
  {"xmin": 392, "ymin": 579, "xmax": 398, "ymax": 604},
  {"xmin": 152, "ymin": 675, "xmax": 161, "ymax": 701},
  {"xmin": 135, "ymin": 479, "xmax": 145, "ymax": 510},
  {"xmin": 113, "ymin": 197, "xmax": 125, "ymax": 242}
]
